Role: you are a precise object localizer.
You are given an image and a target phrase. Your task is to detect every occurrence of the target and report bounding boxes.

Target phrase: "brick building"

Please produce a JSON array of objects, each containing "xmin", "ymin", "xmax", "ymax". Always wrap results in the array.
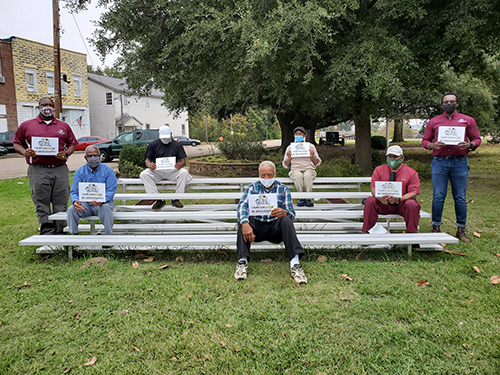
[{"xmin": 0, "ymin": 37, "xmax": 89, "ymax": 138}]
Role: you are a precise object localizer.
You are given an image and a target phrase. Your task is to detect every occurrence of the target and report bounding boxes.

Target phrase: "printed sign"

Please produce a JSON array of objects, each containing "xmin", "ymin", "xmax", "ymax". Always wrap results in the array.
[
  {"xmin": 31, "ymin": 136, "xmax": 59, "ymax": 156},
  {"xmin": 79, "ymin": 182, "xmax": 106, "ymax": 202},
  {"xmin": 156, "ymin": 157, "xmax": 176, "ymax": 170},
  {"xmin": 290, "ymin": 142, "xmax": 310, "ymax": 158},
  {"xmin": 374, "ymin": 181, "xmax": 402, "ymax": 198},
  {"xmin": 437, "ymin": 126, "xmax": 466, "ymax": 145},
  {"xmin": 248, "ymin": 193, "xmax": 278, "ymax": 216}
]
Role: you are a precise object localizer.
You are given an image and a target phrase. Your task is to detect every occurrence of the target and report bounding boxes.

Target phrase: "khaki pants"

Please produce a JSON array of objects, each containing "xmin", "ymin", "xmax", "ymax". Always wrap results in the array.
[
  {"xmin": 288, "ymin": 169, "xmax": 317, "ymax": 192},
  {"xmin": 140, "ymin": 167, "xmax": 191, "ymax": 194}
]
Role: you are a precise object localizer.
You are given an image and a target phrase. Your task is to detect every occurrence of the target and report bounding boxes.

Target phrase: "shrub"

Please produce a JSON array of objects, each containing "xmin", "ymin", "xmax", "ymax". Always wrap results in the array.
[
  {"xmin": 217, "ymin": 135, "xmax": 265, "ymax": 161},
  {"xmin": 118, "ymin": 144, "xmax": 147, "ymax": 177},
  {"xmin": 404, "ymin": 159, "xmax": 432, "ymax": 180},
  {"xmin": 371, "ymin": 136, "xmax": 387, "ymax": 150}
]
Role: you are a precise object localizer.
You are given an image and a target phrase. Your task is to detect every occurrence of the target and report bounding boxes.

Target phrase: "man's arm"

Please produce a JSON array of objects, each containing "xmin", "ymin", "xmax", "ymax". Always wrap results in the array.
[
  {"xmin": 422, "ymin": 119, "xmax": 444, "ymax": 150},
  {"xmin": 175, "ymin": 158, "xmax": 186, "ymax": 170},
  {"xmin": 105, "ymin": 168, "xmax": 118, "ymax": 202}
]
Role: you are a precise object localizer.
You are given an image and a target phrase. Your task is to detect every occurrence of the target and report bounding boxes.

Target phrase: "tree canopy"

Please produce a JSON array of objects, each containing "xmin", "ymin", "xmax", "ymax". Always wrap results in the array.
[{"xmin": 67, "ymin": 0, "xmax": 500, "ymax": 172}]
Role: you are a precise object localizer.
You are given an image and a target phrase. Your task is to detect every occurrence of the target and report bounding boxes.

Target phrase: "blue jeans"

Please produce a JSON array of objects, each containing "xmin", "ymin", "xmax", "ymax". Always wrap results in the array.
[{"xmin": 431, "ymin": 156, "xmax": 469, "ymax": 228}]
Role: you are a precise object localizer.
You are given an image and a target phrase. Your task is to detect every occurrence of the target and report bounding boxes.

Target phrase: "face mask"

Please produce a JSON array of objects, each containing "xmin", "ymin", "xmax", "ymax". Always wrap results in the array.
[
  {"xmin": 387, "ymin": 158, "xmax": 401, "ymax": 170},
  {"xmin": 443, "ymin": 103, "xmax": 456, "ymax": 114},
  {"xmin": 294, "ymin": 136, "xmax": 304, "ymax": 142},
  {"xmin": 87, "ymin": 155, "xmax": 100, "ymax": 168},
  {"xmin": 161, "ymin": 138, "xmax": 172, "ymax": 144},
  {"xmin": 259, "ymin": 178, "xmax": 275, "ymax": 189},
  {"xmin": 40, "ymin": 106, "xmax": 55, "ymax": 118}
]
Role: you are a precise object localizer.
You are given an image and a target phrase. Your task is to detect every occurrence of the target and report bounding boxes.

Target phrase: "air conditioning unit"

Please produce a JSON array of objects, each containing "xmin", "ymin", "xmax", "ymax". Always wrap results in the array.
[{"xmin": 0, "ymin": 76, "xmax": 5, "ymax": 84}]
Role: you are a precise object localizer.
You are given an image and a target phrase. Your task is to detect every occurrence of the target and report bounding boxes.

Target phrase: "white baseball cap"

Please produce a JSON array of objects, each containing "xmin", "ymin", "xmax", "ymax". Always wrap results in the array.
[
  {"xmin": 159, "ymin": 125, "xmax": 172, "ymax": 139},
  {"xmin": 386, "ymin": 145, "xmax": 403, "ymax": 156}
]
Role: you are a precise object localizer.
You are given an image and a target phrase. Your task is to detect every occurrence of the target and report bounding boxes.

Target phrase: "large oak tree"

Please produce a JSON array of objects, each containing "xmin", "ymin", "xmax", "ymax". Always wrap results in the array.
[{"xmin": 67, "ymin": 0, "xmax": 500, "ymax": 172}]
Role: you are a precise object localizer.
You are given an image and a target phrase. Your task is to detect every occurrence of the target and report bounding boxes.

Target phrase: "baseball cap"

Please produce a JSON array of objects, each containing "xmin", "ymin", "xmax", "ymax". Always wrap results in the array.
[
  {"xmin": 386, "ymin": 145, "xmax": 403, "ymax": 156},
  {"xmin": 293, "ymin": 126, "xmax": 306, "ymax": 135},
  {"xmin": 159, "ymin": 125, "xmax": 172, "ymax": 139}
]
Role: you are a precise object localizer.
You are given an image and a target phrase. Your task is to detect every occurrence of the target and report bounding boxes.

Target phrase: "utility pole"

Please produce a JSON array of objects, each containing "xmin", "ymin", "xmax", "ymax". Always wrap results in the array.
[{"xmin": 53, "ymin": 0, "xmax": 62, "ymax": 117}]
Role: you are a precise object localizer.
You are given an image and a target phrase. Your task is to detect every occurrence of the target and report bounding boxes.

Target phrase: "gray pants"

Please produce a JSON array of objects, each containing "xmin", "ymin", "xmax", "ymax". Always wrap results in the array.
[
  {"xmin": 27, "ymin": 164, "xmax": 69, "ymax": 235},
  {"xmin": 140, "ymin": 167, "xmax": 191, "ymax": 194},
  {"xmin": 67, "ymin": 201, "xmax": 115, "ymax": 235}
]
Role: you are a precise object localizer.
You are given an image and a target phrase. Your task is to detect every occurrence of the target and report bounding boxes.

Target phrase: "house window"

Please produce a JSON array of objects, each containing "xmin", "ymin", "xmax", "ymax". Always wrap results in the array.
[
  {"xmin": 145, "ymin": 123, "xmax": 150, "ymax": 129},
  {"xmin": 0, "ymin": 58, "xmax": 3, "ymax": 76},
  {"xmin": 25, "ymin": 68, "xmax": 37, "ymax": 92},
  {"xmin": 46, "ymin": 71, "xmax": 54, "ymax": 94},
  {"xmin": 106, "ymin": 92, "xmax": 113, "ymax": 106},
  {"xmin": 122, "ymin": 95, "xmax": 129, "ymax": 107},
  {"xmin": 73, "ymin": 76, "xmax": 82, "ymax": 97},
  {"xmin": 182, "ymin": 124, "xmax": 186, "ymax": 135},
  {"xmin": 144, "ymin": 97, "xmax": 150, "ymax": 109},
  {"xmin": 61, "ymin": 74, "xmax": 68, "ymax": 96}
]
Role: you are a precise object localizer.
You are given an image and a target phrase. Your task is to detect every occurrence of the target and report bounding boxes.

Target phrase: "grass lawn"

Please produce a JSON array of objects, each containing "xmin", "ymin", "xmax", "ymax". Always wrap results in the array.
[{"xmin": 1, "ymin": 145, "xmax": 500, "ymax": 374}]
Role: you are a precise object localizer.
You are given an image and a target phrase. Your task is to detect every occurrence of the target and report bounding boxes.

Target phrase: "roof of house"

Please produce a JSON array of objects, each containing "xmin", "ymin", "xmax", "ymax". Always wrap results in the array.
[{"xmin": 87, "ymin": 73, "xmax": 164, "ymax": 99}]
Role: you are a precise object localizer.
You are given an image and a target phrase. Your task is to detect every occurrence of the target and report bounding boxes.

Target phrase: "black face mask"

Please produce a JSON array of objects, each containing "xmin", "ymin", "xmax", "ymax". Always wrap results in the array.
[{"xmin": 443, "ymin": 103, "xmax": 456, "ymax": 114}]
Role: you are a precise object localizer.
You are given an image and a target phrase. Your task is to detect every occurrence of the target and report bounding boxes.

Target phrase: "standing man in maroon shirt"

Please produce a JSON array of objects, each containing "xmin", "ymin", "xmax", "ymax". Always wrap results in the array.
[
  {"xmin": 422, "ymin": 92, "xmax": 481, "ymax": 242},
  {"xmin": 362, "ymin": 146, "xmax": 421, "ymax": 234},
  {"xmin": 13, "ymin": 97, "xmax": 78, "ymax": 235}
]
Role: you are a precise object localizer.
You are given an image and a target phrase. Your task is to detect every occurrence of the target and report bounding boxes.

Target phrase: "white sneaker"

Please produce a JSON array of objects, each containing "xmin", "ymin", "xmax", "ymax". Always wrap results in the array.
[
  {"xmin": 291, "ymin": 264, "xmax": 308, "ymax": 284},
  {"xmin": 234, "ymin": 260, "xmax": 248, "ymax": 280}
]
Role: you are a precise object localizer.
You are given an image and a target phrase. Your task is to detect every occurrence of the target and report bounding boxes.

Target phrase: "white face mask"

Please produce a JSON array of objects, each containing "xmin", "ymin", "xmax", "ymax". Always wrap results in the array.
[
  {"xmin": 160, "ymin": 138, "xmax": 172, "ymax": 144},
  {"xmin": 259, "ymin": 178, "xmax": 275, "ymax": 189}
]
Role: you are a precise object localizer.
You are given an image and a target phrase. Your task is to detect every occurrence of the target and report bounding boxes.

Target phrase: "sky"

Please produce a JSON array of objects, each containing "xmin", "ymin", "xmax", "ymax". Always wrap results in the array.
[{"xmin": 0, "ymin": 0, "xmax": 117, "ymax": 68}]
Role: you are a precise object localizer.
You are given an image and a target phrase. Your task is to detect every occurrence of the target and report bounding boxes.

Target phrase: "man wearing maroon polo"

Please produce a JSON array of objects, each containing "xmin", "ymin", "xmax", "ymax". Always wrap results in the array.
[
  {"xmin": 422, "ymin": 92, "xmax": 481, "ymax": 242},
  {"xmin": 13, "ymin": 97, "xmax": 78, "ymax": 234},
  {"xmin": 362, "ymin": 146, "xmax": 421, "ymax": 234}
]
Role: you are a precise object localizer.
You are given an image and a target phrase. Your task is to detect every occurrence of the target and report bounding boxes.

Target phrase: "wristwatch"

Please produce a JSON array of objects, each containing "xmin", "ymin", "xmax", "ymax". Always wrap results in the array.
[{"xmin": 469, "ymin": 142, "xmax": 475, "ymax": 151}]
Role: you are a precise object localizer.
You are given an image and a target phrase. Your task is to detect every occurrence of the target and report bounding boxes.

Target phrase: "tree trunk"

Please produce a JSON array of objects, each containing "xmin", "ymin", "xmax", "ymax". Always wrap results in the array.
[
  {"xmin": 353, "ymin": 110, "xmax": 372, "ymax": 174},
  {"xmin": 392, "ymin": 118, "xmax": 404, "ymax": 142},
  {"xmin": 276, "ymin": 111, "xmax": 319, "ymax": 149}
]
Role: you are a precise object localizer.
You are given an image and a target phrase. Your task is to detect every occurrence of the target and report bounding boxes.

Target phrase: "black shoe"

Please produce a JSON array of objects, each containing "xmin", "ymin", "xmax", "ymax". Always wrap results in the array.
[
  {"xmin": 305, "ymin": 199, "xmax": 314, "ymax": 207},
  {"xmin": 152, "ymin": 200, "xmax": 166, "ymax": 210},
  {"xmin": 432, "ymin": 225, "xmax": 441, "ymax": 233},
  {"xmin": 171, "ymin": 199, "xmax": 184, "ymax": 208},
  {"xmin": 297, "ymin": 199, "xmax": 305, "ymax": 207}
]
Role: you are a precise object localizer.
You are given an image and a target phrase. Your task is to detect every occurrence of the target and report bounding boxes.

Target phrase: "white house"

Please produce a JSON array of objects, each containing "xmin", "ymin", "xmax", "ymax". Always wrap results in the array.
[{"xmin": 87, "ymin": 73, "xmax": 188, "ymax": 140}]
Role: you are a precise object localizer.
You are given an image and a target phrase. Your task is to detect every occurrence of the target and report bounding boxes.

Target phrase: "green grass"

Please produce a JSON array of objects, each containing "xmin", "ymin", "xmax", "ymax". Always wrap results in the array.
[{"xmin": 1, "ymin": 146, "xmax": 500, "ymax": 374}]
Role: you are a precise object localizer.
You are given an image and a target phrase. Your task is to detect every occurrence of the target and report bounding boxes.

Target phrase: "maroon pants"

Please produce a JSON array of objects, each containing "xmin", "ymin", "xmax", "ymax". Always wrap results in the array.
[{"xmin": 362, "ymin": 196, "xmax": 421, "ymax": 233}]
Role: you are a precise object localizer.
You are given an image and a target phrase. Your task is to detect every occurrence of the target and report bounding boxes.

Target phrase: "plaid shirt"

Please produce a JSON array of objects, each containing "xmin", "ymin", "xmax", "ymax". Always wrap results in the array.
[{"xmin": 237, "ymin": 180, "xmax": 295, "ymax": 224}]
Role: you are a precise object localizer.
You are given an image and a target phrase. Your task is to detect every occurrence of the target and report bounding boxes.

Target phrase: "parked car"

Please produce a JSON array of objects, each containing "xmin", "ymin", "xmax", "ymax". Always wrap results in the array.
[
  {"xmin": 0, "ymin": 145, "xmax": 8, "ymax": 156},
  {"xmin": 95, "ymin": 129, "xmax": 159, "ymax": 162},
  {"xmin": 174, "ymin": 136, "xmax": 201, "ymax": 147},
  {"xmin": 0, "ymin": 131, "xmax": 16, "ymax": 152},
  {"xmin": 75, "ymin": 136, "xmax": 111, "ymax": 151}
]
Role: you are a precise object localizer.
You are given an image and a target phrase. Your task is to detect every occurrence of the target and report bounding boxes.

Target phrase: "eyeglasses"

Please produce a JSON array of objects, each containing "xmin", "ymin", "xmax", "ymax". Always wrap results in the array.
[{"xmin": 443, "ymin": 100, "xmax": 457, "ymax": 104}]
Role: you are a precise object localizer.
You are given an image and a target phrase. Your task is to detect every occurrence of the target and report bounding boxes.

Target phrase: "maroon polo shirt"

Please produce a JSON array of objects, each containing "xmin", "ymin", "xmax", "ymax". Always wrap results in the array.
[
  {"xmin": 13, "ymin": 115, "xmax": 78, "ymax": 166},
  {"xmin": 422, "ymin": 111, "xmax": 481, "ymax": 157},
  {"xmin": 371, "ymin": 164, "xmax": 420, "ymax": 195}
]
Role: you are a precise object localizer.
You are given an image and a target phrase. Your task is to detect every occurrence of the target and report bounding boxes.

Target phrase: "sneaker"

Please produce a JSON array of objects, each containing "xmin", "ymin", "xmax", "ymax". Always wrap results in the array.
[
  {"xmin": 297, "ymin": 199, "xmax": 305, "ymax": 207},
  {"xmin": 171, "ymin": 199, "xmax": 184, "ymax": 208},
  {"xmin": 432, "ymin": 225, "xmax": 441, "ymax": 233},
  {"xmin": 234, "ymin": 260, "xmax": 248, "ymax": 280},
  {"xmin": 152, "ymin": 200, "xmax": 166, "ymax": 210},
  {"xmin": 305, "ymin": 199, "xmax": 314, "ymax": 207},
  {"xmin": 456, "ymin": 227, "xmax": 472, "ymax": 243},
  {"xmin": 291, "ymin": 264, "xmax": 308, "ymax": 284}
]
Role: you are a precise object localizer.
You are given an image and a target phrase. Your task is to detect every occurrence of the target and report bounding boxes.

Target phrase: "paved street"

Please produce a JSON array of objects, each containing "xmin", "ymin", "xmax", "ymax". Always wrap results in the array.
[{"xmin": 0, "ymin": 140, "xmax": 281, "ymax": 180}]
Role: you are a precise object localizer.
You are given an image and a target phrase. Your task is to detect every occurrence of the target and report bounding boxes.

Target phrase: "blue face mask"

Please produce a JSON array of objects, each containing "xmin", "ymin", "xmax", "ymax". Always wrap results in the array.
[{"xmin": 294, "ymin": 136, "xmax": 304, "ymax": 142}]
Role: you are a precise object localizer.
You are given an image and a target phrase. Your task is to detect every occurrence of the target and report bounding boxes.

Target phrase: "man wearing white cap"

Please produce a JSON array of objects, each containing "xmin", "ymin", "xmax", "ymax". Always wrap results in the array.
[
  {"xmin": 362, "ymin": 145, "xmax": 421, "ymax": 233},
  {"xmin": 140, "ymin": 125, "xmax": 191, "ymax": 209}
]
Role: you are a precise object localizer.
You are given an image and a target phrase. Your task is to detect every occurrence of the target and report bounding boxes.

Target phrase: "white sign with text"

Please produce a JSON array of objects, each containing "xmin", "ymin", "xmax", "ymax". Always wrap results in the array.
[
  {"xmin": 79, "ymin": 182, "xmax": 106, "ymax": 202},
  {"xmin": 248, "ymin": 193, "xmax": 278, "ymax": 216},
  {"xmin": 374, "ymin": 181, "xmax": 403, "ymax": 198},
  {"xmin": 31, "ymin": 136, "xmax": 59, "ymax": 156}
]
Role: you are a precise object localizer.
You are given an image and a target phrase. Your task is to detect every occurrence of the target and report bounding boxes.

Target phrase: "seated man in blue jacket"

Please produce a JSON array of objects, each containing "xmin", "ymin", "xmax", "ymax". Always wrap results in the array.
[
  {"xmin": 235, "ymin": 161, "xmax": 307, "ymax": 284},
  {"xmin": 67, "ymin": 145, "xmax": 117, "ymax": 235}
]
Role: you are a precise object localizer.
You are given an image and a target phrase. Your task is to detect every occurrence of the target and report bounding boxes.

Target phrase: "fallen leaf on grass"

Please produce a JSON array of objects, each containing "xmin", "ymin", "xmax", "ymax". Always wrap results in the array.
[
  {"xmin": 143, "ymin": 257, "xmax": 154, "ymax": 263},
  {"xmin": 341, "ymin": 274, "xmax": 353, "ymax": 281},
  {"xmin": 219, "ymin": 341, "xmax": 227, "ymax": 348},
  {"xmin": 133, "ymin": 346, "xmax": 140, "ymax": 352},
  {"xmin": 416, "ymin": 279, "xmax": 430, "ymax": 287},
  {"xmin": 216, "ymin": 296, "xmax": 223, "ymax": 301},
  {"xmin": 473, "ymin": 266, "xmax": 481, "ymax": 273},
  {"xmin": 83, "ymin": 356, "xmax": 97, "ymax": 366},
  {"xmin": 17, "ymin": 182, "xmax": 24, "ymax": 185},
  {"xmin": 63, "ymin": 367, "xmax": 71, "ymax": 373},
  {"xmin": 473, "ymin": 231, "xmax": 481, "ymax": 238},
  {"xmin": 261, "ymin": 258, "xmax": 273, "ymax": 263},
  {"xmin": 317, "ymin": 255, "xmax": 328, "ymax": 262},
  {"xmin": 225, "ymin": 324, "xmax": 232, "ymax": 328},
  {"xmin": 490, "ymin": 275, "xmax": 500, "ymax": 285},
  {"xmin": 132, "ymin": 261, "xmax": 139, "ymax": 269},
  {"xmin": 158, "ymin": 264, "xmax": 171, "ymax": 270},
  {"xmin": 444, "ymin": 249, "xmax": 467, "ymax": 257},
  {"xmin": 355, "ymin": 253, "xmax": 363, "ymax": 260},
  {"xmin": 439, "ymin": 243, "xmax": 447, "ymax": 248},
  {"xmin": 494, "ymin": 253, "xmax": 500, "ymax": 257},
  {"xmin": 74, "ymin": 314, "xmax": 82, "ymax": 320},
  {"xmin": 176, "ymin": 256, "xmax": 184, "ymax": 262}
]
